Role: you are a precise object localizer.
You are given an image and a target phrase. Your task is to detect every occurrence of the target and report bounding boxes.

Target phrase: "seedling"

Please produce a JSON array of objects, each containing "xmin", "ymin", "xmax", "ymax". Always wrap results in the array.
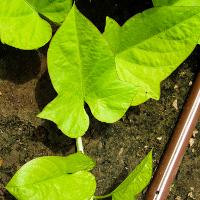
[{"xmin": 1, "ymin": 0, "xmax": 200, "ymax": 199}]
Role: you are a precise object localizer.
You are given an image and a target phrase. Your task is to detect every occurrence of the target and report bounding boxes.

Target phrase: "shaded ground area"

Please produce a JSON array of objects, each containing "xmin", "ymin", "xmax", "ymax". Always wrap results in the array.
[{"xmin": 0, "ymin": 0, "xmax": 200, "ymax": 200}]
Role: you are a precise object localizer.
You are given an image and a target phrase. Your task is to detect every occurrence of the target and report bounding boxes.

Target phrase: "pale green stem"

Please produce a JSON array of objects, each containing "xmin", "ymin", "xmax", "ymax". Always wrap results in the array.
[
  {"xmin": 76, "ymin": 137, "xmax": 84, "ymax": 153},
  {"xmin": 76, "ymin": 137, "xmax": 111, "ymax": 199}
]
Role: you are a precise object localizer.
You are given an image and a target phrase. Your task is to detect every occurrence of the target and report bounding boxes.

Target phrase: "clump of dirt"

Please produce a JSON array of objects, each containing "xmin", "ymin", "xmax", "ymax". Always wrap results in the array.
[{"xmin": 0, "ymin": 0, "xmax": 200, "ymax": 200}]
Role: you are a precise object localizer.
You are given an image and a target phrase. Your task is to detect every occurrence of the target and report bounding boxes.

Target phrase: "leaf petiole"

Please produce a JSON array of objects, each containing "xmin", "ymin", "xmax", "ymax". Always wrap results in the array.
[{"xmin": 76, "ymin": 137, "xmax": 84, "ymax": 153}]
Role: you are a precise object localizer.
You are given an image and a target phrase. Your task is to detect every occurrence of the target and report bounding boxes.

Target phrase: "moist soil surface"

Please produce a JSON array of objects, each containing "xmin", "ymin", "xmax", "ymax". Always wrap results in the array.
[{"xmin": 0, "ymin": 0, "xmax": 200, "ymax": 200}]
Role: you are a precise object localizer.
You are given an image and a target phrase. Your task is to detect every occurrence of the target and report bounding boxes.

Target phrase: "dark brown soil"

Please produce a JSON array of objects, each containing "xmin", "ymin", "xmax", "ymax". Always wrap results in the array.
[{"xmin": 0, "ymin": 0, "xmax": 200, "ymax": 200}]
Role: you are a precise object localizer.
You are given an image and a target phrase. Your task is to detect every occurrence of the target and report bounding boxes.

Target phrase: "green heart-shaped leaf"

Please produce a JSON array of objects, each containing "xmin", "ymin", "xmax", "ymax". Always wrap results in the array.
[
  {"xmin": 6, "ymin": 153, "xmax": 96, "ymax": 200},
  {"xmin": 27, "ymin": 0, "xmax": 73, "ymax": 23},
  {"xmin": 0, "ymin": 0, "xmax": 52, "ymax": 49},
  {"xmin": 38, "ymin": 6, "xmax": 136, "ymax": 138}
]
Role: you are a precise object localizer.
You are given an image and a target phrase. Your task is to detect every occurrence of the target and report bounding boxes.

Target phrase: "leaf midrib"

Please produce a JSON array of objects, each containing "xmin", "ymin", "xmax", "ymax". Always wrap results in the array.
[
  {"xmin": 8, "ymin": 171, "xmax": 89, "ymax": 189},
  {"xmin": 73, "ymin": 10, "xmax": 85, "ymax": 100},
  {"xmin": 24, "ymin": 0, "xmax": 37, "ymax": 12},
  {"xmin": 8, "ymin": 173, "xmax": 68, "ymax": 189}
]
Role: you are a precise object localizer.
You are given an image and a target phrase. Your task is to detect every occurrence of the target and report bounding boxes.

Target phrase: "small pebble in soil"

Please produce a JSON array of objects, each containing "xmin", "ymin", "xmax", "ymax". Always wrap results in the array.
[
  {"xmin": 190, "ymin": 187, "xmax": 194, "ymax": 191},
  {"xmin": 188, "ymin": 191, "xmax": 195, "ymax": 199},
  {"xmin": 192, "ymin": 148, "xmax": 195, "ymax": 153},
  {"xmin": 118, "ymin": 148, "xmax": 124, "ymax": 156},
  {"xmin": 172, "ymin": 99, "xmax": 178, "ymax": 111},
  {"xmin": 192, "ymin": 129, "xmax": 198, "ymax": 137},
  {"xmin": 170, "ymin": 184, "xmax": 175, "ymax": 191},
  {"xmin": 174, "ymin": 84, "xmax": 179, "ymax": 90},
  {"xmin": 156, "ymin": 136, "xmax": 162, "ymax": 141},
  {"xmin": 189, "ymin": 138, "xmax": 195, "ymax": 148}
]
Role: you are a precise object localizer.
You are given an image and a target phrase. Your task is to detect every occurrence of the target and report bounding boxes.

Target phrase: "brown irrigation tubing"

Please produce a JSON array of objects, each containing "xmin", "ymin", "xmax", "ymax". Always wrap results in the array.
[{"xmin": 146, "ymin": 72, "xmax": 200, "ymax": 200}]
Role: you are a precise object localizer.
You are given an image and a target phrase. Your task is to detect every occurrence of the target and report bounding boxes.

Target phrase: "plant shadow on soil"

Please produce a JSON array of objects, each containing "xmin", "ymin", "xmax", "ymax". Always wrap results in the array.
[
  {"xmin": 1, "ymin": 0, "xmax": 200, "ymax": 200},
  {"xmin": 0, "ymin": 44, "xmax": 41, "ymax": 84}
]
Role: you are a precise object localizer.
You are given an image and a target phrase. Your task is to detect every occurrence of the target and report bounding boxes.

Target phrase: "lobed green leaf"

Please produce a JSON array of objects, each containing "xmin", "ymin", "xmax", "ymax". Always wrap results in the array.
[
  {"xmin": 111, "ymin": 151, "xmax": 152, "ymax": 200},
  {"xmin": 104, "ymin": 6, "xmax": 200, "ymax": 105},
  {"xmin": 38, "ymin": 5, "xmax": 136, "ymax": 138},
  {"xmin": 6, "ymin": 153, "xmax": 96, "ymax": 200}
]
